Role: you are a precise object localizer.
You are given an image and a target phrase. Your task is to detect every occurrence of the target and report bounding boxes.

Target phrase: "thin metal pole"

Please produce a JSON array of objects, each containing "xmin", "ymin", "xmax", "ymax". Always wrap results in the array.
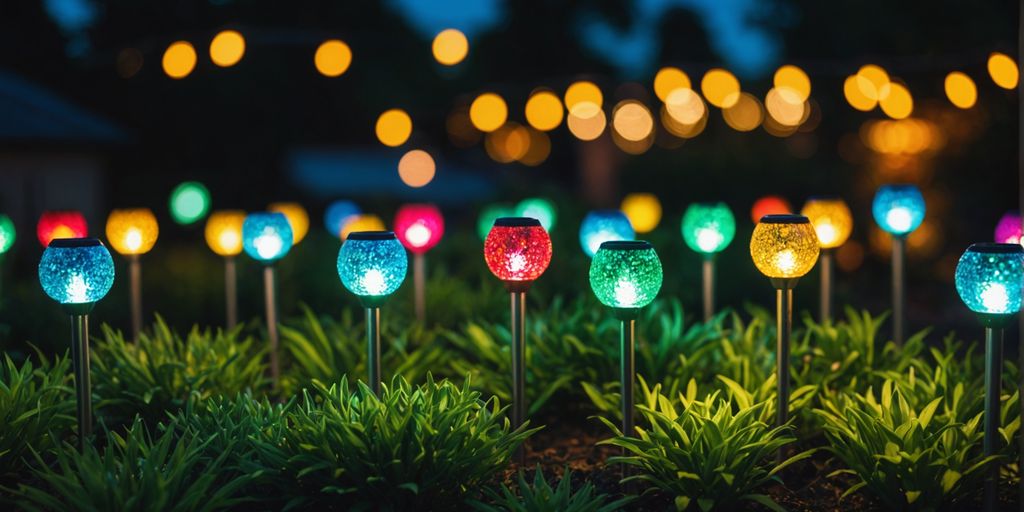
[
  {"xmin": 1017, "ymin": 3, "xmax": 1023, "ymax": 509},
  {"xmin": 366, "ymin": 307, "xmax": 381, "ymax": 395},
  {"xmin": 510, "ymin": 291, "xmax": 527, "ymax": 463},
  {"xmin": 985, "ymin": 327, "xmax": 1003, "ymax": 512},
  {"xmin": 414, "ymin": 253, "xmax": 425, "ymax": 323},
  {"xmin": 701, "ymin": 258, "xmax": 714, "ymax": 322},
  {"xmin": 776, "ymin": 288, "xmax": 792, "ymax": 428},
  {"xmin": 263, "ymin": 266, "xmax": 279, "ymax": 387},
  {"xmin": 70, "ymin": 314, "xmax": 91, "ymax": 450},
  {"xmin": 621, "ymin": 318, "xmax": 636, "ymax": 479},
  {"xmin": 129, "ymin": 255, "xmax": 142, "ymax": 340},
  {"xmin": 225, "ymin": 257, "xmax": 238, "ymax": 329},
  {"xmin": 819, "ymin": 249, "xmax": 833, "ymax": 324},
  {"xmin": 892, "ymin": 236, "xmax": 905, "ymax": 346}
]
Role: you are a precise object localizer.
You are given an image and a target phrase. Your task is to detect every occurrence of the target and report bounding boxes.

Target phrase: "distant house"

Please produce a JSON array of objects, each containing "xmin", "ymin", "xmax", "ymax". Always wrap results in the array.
[{"xmin": 0, "ymin": 69, "xmax": 125, "ymax": 247}]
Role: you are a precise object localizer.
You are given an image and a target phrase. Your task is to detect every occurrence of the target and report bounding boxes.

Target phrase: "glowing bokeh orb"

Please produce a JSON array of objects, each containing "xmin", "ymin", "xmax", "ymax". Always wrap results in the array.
[
  {"xmin": 620, "ymin": 193, "xmax": 662, "ymax": 234},
  {"xmin": 337, "ymin": 231, "xmax": 408, "ymax": 301},
  {"xmin": 242, "ymin": 212, "xmax": 293, "ymax": 263},
  {"xmin": 169, "ymin": 181, "xmax": 211, "ymax": 225},
  {"xmin": 988, "ymin": 53, "xmax": 1019, "ymax": 89},
  {"xmin": 398, "ymin": 149, "xmax": 436, "ymax": 188},
  {"xmin": 525, "ymin": 91, "xmax": 564, "ymax": 131},
  {"xmin": 872, "ymin": 184, "xmax": 925, "ymax": 236},
  {"xmin": 682, "ymin": 202, "xmax": 736, "ymax": 255},
  {"xmin": 579, "ymin": 210, "xmax": 635, "ymax": 258},
  {"xmin": 484, "ymin": 217, "xmax": 552, "ymax": 284},
  {"xmin": 324, "ymin": 200, "xmax": 361, "ymax": 237},
  {"xmin": 37, "ymin": 211, "xmax": 88, "ymax": 248},
  {"xmin": 800, "ymin": 198, "xmax": 853, "ymax": 249},
  {"xmin": 749, "ymin": 215, "xmax": 820, "ymax": 279},
  {"xmin": 477, "ymin": 203, "xmax": 515, "ymax": 241},
  {"xmin": 341, "ymin": 214, "xmax": 386, "ymax": 241},
  {"xmin": 105, "ymin": 208, "xmax": 159, "ymax": 256},
  {"xmin": 314, "ymin": 39, "xmax": 352, "ymax": 77},
  {"xmin": 205, "ymin": 210, "xmax": 246, "ymax": 257},
  {"xmin": 376, "ymin": 109, "xmax": 413, "ymax": 147},
  {"xmin": 994, "ymin": 211, "xmax": 1022, "ymax": 245},
  {"xmin": 38, "ymin": 238, "xmax": 115, "ymax": 305},
  {"xmin": 209, "ymin": 30, "xmax": 245, "ymax": 67},
  {"xmin": 394, "ymin": 204, "xmax": 444, "ymax": 254},
  {"xmin": 750, "ymin": 196, "xmax": 792, "ymax": 224},
  {"xmin": 162, "ymin": 41, "xmax": 196, "ymax": 79},
  {"xmin": 268, "ymin": 202, "xmax": 310, "ymax": 245},
  {"xmin": 955, "ymin": 243, "xmax": 1024, "ymax": 315},
  {"xmin": 0, "ymin": 214, "xmax": 14, "ymax": 254},
  {"xmin": 589, "ymin": 241, "xmax": 662, "ymax": 310},
  {"xmin": 432, "ymin": 29, "xmax": 469, "ymax": 66},
  {"xmin": 470, "ymin": 93, "xmax": 508, "ymax": 132},
  {"xmin": 514, "ymin": 198, "xmax": 557, "ymax": 231}
]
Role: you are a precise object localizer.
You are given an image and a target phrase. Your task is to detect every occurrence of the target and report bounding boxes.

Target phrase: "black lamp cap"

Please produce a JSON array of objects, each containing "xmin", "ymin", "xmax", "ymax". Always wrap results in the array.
[
  {"xmin": 966, "ymin": 243, "xmax": 1023, "ymax": 254},
  {"xmin": 599, "ymin": 240, "xmax": 652, "ymax": 251},
  {"xmin": 346, "ymin": 231, "xmax": 396, "ymax": 241},
  {"xmin": 493, "ymin": 217, "xmax": 541, "ymax": 227},
  {"xmin": 759, "ymin": 214, "xmax": 809, "ymax": 224},
  {"xmin": 48, "ymin": 237, "xmax": 103, "ymax": 248}
]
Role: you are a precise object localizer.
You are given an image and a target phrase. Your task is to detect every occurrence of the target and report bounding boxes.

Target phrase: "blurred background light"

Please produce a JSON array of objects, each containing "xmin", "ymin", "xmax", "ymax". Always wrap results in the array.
[
  {"xmin": 722, "ymin": 92, "xmax": 763, "ymax": 132},
  {"xmin": 0, "ymin": 214, "xmax": 15, "ymax": 254},
  {"xmin": 750, "ymin": 196, "xmax": 792, "ymax": 223},
  {"xmin": 994, "ymin": 211, "xmax": 1022, "ymax": 245},
  {"xmin": 579, "ymin": 210, "xmax": 635, "ymax": 257},
  {"xmin": 700, "ymin": 68, "xmax": 740, "ymax": 108},
  {"xmin": 524, "ymin": 91, "xmax": 563, "ymax": 131},
  {"xmin": 169, "ymin": 181, "xmax": 211, "ymax": 225},
  {"xmin": 268, "ymin": 202, "xmax": 310, "ymax": 245},
  {"xmin": 944, "ymin": 72, "xmax": 977, "ymax": 109},
  {"xmin": 879, "ymin": 82, "xmax": 913, "ymax": 119},
  {"xmin": 105, "ymin": 208, "xmax": 159, "ymax": 255},
  {"xmin": 611, "ymin": 100, "xmax": 654, "ymax": 142},
  {"xmin": 470, "ymin": 92, "xmax": 507, "ymax": 132},
  {"xmin": 567, "ymin": 101, "xmax": 606, "ymax": 141},
  {"xmin": 376, "ymin": 109, "xmax": 413, "ymax": 147},
  {"xmin": 477, "ymin": 203, "xmax": 515, "ymax": 241},
  {"xmin": 564, "ymin": 81, "xmax": 603, "ymax": 110},
  {"xmin": 209, "ymin": 30, "xmax": 245, "ymax": 67},
  {"xmin": 397, "ymin": 149, "xmax": 436, "ymax": 188},
  {"xmin": 988, "ymin": 52, "xmax": 1019, "ymax": 89},
  {"xmin": 653, "ymin": 67, "xmax": 690, "ymax": 102},
  {"xmin": 324, "ymin": 200, "xmax": 361, "ymax": 237},
  {"xmin": 314, "ymin": 39, "xmax": 352, "ymax": 77},
  {"xmin": 242, "ymin": 212, "xmax": 293, "ymax": 262},
  {"xmin": 205, "ymin": 210, "xmax": 246, "ymax": 256},
  {"xmin": 341, "ymin": 214, "xmax": 386, "ymax": 241},
  {"xmin": 162, "ymin": 41, "xmax": 196, "ymax": 79},
  {"xmin": 37, "ymin": 211, "xmax": 88, "ymax": 248},
  {"xmin": 620, "ymin": 193, "xmax": 662, "ymax": 234},
  {"xmin": 432, "ymin": 28, "xmax": 468, "ymax": 66},
  {"xmin": 773, "ymin": 65, "xmax": 810, "ymax": 102},
  {"xmin": 515, "ymin": 197, "xmax": 557, "ymax": 231}
]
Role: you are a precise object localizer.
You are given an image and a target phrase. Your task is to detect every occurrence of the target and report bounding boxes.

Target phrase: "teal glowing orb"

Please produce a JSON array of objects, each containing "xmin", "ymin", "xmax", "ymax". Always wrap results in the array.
[
  {"xmin": 477, "ymin": 203, "xmax": 515, "ymax": 241},
  {"xmin": 872, "ymin": 185, "xmax": 925, "ymax": 236},
  {"xmin": 682, "ymin": 202, "xmax": 736, "ymax": 254},
  {"xmin": 589, "ymin": 241, "xmax": 663, "ymax": 312},
  {"xmin": 0, "ymin": 214, "xmax": 14, "ymax": 254},
  {"xmin": 337, "ymin": 231, "xmax": 408, "ymax": 303},
  {"xmin": 515, "ymin": 198, "xmax": 557, "ymax": 231},
  {"xmin": 169, "ymin": 181, "xmax": 211, "ymax": 225},
  {"xmin": 38, "ymin": 238, "xmax": 115, "ymax": 306},
  {"xmin": 242, "ymin": 212, "xmax": 293, "ymax": 263},
  {"xmin": 955, "ymin": 243, "xmax": 1024, "ymax": 317},
  {"xmin": 579, "ymin": 210, "xmax": 635, "ymax": 257}
]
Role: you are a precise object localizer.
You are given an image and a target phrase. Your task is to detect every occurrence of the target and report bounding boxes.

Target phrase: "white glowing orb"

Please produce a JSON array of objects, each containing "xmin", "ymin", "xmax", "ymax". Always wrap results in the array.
[
  {"xmin": 254, "ymin": 233, "xmax": 283, "ymax": 260},
  {"xmin": 124, "ymin": 228, "xmax": 143, "ymax": 252},
  {"xmin": 815, "ymin": 223, "xmax": 837, "ymax": 246},
  {"xmin": 981, "ymin": 283, "xmax": 1010, "ymax": 313},
  {"xmin": 66, "ymin": 274, "xmax": 89, "ymax": 303},
  {"xmin": 696, "ymin": 228, "xmax": 724, "ymax": 253},
  {"xmin": 775, "ymin": 250, "xmax": 796, "ymax": 274},
  {"xmin": 219, "ymin": 230, "xmax": 240, "ymax": 251},
  {"xmin": 405, "ymin": 223, "xmax": 432, "ymax": 248},
  {"xmin": 508, "ymin": 253, "xmax": 527, "ymax": 273},
  {"xmin": 885, "ymin": 207, "xmax": 913, "ymax": 233},
  {"xmin": 361, "ymin": 268, "xmax": 387, "ymax": 295},
  {"xmin": 613, "ymin": 279, "xmax": 639, "ymax": 307}
]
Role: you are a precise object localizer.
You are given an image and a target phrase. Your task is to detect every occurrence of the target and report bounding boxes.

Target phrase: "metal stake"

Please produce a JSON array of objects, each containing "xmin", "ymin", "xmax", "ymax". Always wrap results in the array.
[
  {"xmin": 510, "ymin": 291, "xmax": 527, "ymax": 463},
  {"xmin": 775, "ymin": 287, "xmax": 793, "ymax": 430},
  {"xmin": 702, "ymin": 257, "xmax": 714, "ymax": 322},
  {"xmin": 263, "ymin": 265, "xmax": 279, "ymax": 387},
  {"xmin": 225, "ymin": 257, "xmax": 238, "ymax": 329},
  {"xmin": 984, "ymin": 327, "xmax": 1003, "ymax": 512},
  {"xmin": 413, "ymin": 253, "xmax": 425, "ymax": 322},
  {"xmin": 366, "ymin": 307, "xmax": 381, "ymax": 395},
  {"xmin": 129, "ymin": 255, "xmax": 142, "ymax": 340},
  {"xmin": 892, "ymin": 236, "xmax": 906, "ymax": 345},
  {"xmin": 70, "ymin": 314, "xmax": 92, "ymax": 450},
  {"xmin": 621, "ymin": 317, "xmax": 636, "ymax": 480},
  {"xmin": 819, "ymin": 249, "xmax": 833, "ymax": 324}
]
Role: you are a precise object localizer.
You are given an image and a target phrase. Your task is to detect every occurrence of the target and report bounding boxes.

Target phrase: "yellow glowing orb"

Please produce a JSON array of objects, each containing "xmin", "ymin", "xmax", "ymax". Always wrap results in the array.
[
  {"xmin": 722, "ymin": 92, "xmax": 763, "ymax": 132},
  {"xmin": 432, "ymin": 28, "xmax": 469, "ymax": 66},
  {"xmin": 843, "ymin": 75, "xmax": 876, "ymax": 111},
  {"xmin": 611, "ymin": 101, "xmax": 654, "ymax": 142},
  {"xmin": 700, "ymin": 68, "xmax": 740, "ymax": 108},
  {"xmin": 564, "ymin": 81, "xmax": 603, "ymax": 110},
  {"xmin": 567, "ymin": 102, "xmax": 606, "ymax": 141},
  {"xmin": 205, "ymin": 210, "xmax": 246, "ymax": 256},
  {"xmin": 209, "ymin": 30, "xmax": 245, "ymax": 67},
  {"xmin": 800, "ymin": 198, "xmax": 853, "ymax": 249},
  {"xmin": 879, "ymin": 82, "xmax": 913, "ymax": 119},
  {"xmin": 268, "ymin": 202, "xmax": 310, "ymax": 244},
  {"xmin": 106, "ymin": 208, "xmax": 159, "ymax": 255},
  {"xmin": 855, "ymin": 64, "xmax": 890, "ymax": 100},
  {"xmin": 314, "ymin": 40, "xmax": 352, "ymax": 77},
  {"xmin": 773, "ymin": 65, "xmax": 811, "ymax": 102},
  {"xmin": 665, "ymin": 88, "xmax": 706, "ymax": 125},
  {"xmin": 620, "ymin": 193, "xmax": 662, "ymax": 233},
  {"xmin": 749, "ymin": 217, "xmax": 820, "ymax": 279},
  {"xmin": 341, "ymin": 214, "xmax": 386, "ymax": 241},
  {"xmin": 470, "ymin": 93, "xmax": 508, "ymax": 132},
  {"xmin": 162, "ymin": 41, "xmax": 197, "ymax": 79},
  {"xmin": 765, "ymin": 88, "xmax": 805, "ymax": 127},
  {"xmin": 524, "ymin": 91, "xmax": 564, "ymax": 131},
  {"xmin": 376, "ymin": 109, "xmax": 413, "ymax": 147},
  {"xmin": 398, "ymin": 149, "xmax": 436, "ymax": 188},
  {"xmin": 988, "ymin": 52, "xmax": 1019, "ymax": 89},
  {"xmin": 653, "ymin": 67, "xmax": 691, "ymax": 102},
  {"xmin": 944, "ymin": 71, "xmax": 977, "ymax": 109}
]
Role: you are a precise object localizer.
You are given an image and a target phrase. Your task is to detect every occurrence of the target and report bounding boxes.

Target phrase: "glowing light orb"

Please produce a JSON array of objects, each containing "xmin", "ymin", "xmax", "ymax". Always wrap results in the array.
[
  {"xmin": 514, "ymin": 198, "xmax": 557, "ymax": 232},
  {"xmin": 394, "ymin": 204, "xmax": 444, "ymax": 254},
  {"xmin": 872, "ymin": 184, "xmax": 925, "ymax": 236},
  {"xmin": 579, "ymin": 210, "xmax": 635, "ymax": 258},
  {"xmin": 682, "ymin": 203, "xmax": 735, "ymax": 255},
  {"xmin": 106, "ymin": 208, "xmax": 159, "ymax": 256},
  {"xmin": 205, "ymin": 210, "xmax": 246, "ymax": 256},
  {"xmin": 749, "ymin": 215, "xmax": 820, "ymax": 279},
  {"xmin": 337, "ymin": 231, "xmax": 407, "ymax": 301},
  {"xmin": 589, "ymin": 241, "xmax": 663, "ymax": 310},
  {"xmin": 800, "ymin": 198, "xmax": 853, "ymax": 249},
  {"xmin": 39, "ymin": 238, "xmax": 115, "ymax": 306},
  {"xmin": 242, "ymin": 212, "xmax": 293, "ymax": 263},
  {"xmin": 169, "ymin": 181, "xmax": 211, "ymax": 225},
  {"xmin": 484, "ymin": 217, "xmax": 552, "ymax": 285},
  {"xmin": 37, "ymin": 211, "xmax": 88, "ymax": 248},
  {"xmin": 955, "ymin": 243, "xmax": 1024, "ymax": 316}
]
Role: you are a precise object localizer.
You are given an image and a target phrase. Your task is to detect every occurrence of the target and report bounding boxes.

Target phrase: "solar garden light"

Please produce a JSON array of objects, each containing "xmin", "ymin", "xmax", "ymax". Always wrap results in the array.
[
  {"xmin": 484, "ymin": 217, "xmax": 552, "ymax": 453},
  {"xmin": 38, "ymin": 238, "xmax": 114, "ymax": 449},
  {"xmin": 589, "ymin": 241, "xmax": 662, "ymax": 468},
  {"xmin": 872, "ymin": 184, "xmax": 925, "ymax": 345},
  {"xmin": 800, "ymin": 197, "xmax": 853, "ymax": 323},
  {"xmin": 205, "ymin": 211, "xmax": 246, "ymax": 328},
  {"xmin": 0, "ymin": 214, "xmax": 15, "ymax": 296},
  {"xmin": 954, "ymin": 243, "xmax": 1024, "ymax": 512},
  {"xmin": 242, "ymin": 212, "xmax": 293, "ymax": 387},
  {"xmin": 681, "ymin": 202, "xmax": 736, "ymax": 322},
  {"xmin": 105, "ymin": 209, "xmax": 159, "ymax": 340},
  {"xmin": 579, "ymin": 210, "xmax": 635, "ymax": 258},
  {"xmin": 995, "ymin": 211, "xmax": 1022, "ymax": 245},
  {"xmin": 324, "ymin": 199, "xmax": 361, "ymax": 238},
  {"xmin": 394, "ymin": 204, "xmax": 445, "ymax": 322},
  {"xmin": 37, "ymin": 210, "xmax": 88, "ymax": 247},
  {"xmin": 337, "ymin": 231, "xmax": 408, "ymax": 395},
  {"xmin": 269, "ymin": 202, "xmax": 310, "ymax": 246},
  {"xmin": 750, "ymin": 215, "xmax": 819, "ymax": 433}
]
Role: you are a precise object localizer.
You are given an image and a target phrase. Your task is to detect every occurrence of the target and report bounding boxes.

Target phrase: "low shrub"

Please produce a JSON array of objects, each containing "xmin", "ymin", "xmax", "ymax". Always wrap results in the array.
[
  {"xmin": 91, "ymin": 317, "xmax": 267, "ymax": 426},
  {"xmin": 469, "ymin": 466, "xmax": 633, "ymax": 512},
  {"xmin": 0, "ymin": 353, "xmax": 75, "ymax": 484},
  {"xmin": 599, "ymin": 382, "xmax": 813, "ymax": 511}
]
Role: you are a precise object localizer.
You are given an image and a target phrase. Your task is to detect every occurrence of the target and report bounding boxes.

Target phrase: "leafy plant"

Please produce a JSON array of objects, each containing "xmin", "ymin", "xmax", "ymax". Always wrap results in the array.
[
  {"xmin": 0, "ymin": 353, "xmax": 75, "ymax": 484},
  {"xmin": 253, "ymin": 375, "xmax": 537, "ymax": 510},
  {"xmin": 815, "ymin": 379, "xmax": 1000, "ymax": 510},
  {"xmin": 15, "ymin": 418, "xmax": 255, "ymax": 512},
  {"xmin": 599, "ymin": 382, "xmax": 813, "ymax": 511},
  {"xmin": 91, "ymin": 316, "xmax": 267, "ymax": 426},
  {"xmin": 469, "ymin": 466, "xmax": 633, "ymax": 512}
]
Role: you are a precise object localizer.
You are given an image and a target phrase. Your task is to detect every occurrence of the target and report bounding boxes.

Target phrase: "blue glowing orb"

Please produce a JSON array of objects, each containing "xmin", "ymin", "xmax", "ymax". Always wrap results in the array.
[
  {"xmin": 579, "ymin": 210, "xmax": 635, "ymax": 257},
  {"xmin": 872, "ymin": 185, "xmax": 925, "ymax": 236},
  {"xmin": 955, "ymin": 243, "xmax": 1024, "ymax": 316},
  {"xmin": 38, "ymin": 238, "xmax": 115, "ymax": 305},
  {"xmin": 324, "ymin": 200, "xmax": 361, "ymax": 237},
  {"xmin": 242, "ymin": 212, "xmax": 293, "ymax": 263},
  {"xmin": 337, "ymin": 231, "xmax": 408, "ymax": 301}
]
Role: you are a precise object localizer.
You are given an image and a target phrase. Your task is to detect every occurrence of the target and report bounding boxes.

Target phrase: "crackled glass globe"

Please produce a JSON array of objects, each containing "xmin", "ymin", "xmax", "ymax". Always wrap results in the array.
[
  {"xmin": 872, "ymin": 184, "xmax": 925, "ymax": 236},
  {"xmin": 800, "ymin": 197, "xmax": 853, "ymax": 249},
  {"xmin": 106, "ymin": 208, "xmax": 159, "ymax": 256},
  {"xmin": 242, "ymin": 212, "xmax": 293, "ymax": 263},
  {"xmin": 337, "ymin": 231, "xmax": 408, "ymax": 298},
  {"xmin": 39, "ymin": 238, "xmax": 115, "ymax": 305},
  {"xmin": 579, "ymin": 210, "xmax": 635, "ymax": 258},
  {"xmin": 682, "ymin": 202, "xmax": 735, "ymax": 254},
  {"xmin": 205, "ymin": 210, "xmax": 246, "ymax": 257},
  {"xmin": 750, "ymin": 215, "xmax": 820, "ymax": 279},
  {"xmin": 589, "ymin": 241, "xmax": 663, "ymax": 309},
  {"xmin": 955, "ymin": 243, "xmax": 1024, "ymax": 315},
  {"xmin": 484, "ymin": 217, "xmax": 552, "ymax": 283},
  {"xmin": 394, "ymin": 204, "xmax": 445, "ymax": 254}
]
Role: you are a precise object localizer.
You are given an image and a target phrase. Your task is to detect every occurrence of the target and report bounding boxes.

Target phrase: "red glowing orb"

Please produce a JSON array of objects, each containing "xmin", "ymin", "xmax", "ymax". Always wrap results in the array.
[
  {"xmin": 750, "ymin": 196, "xmax": 792, "ymax": 224},
  {"xmin": 394, "ymin": 204, "xmax": 445, "ymax": 254},
  {"xmin": 484, "ymin": 217, "xmax": 552, "ymax": 286},
  {"xmin": 37, "ymin": 210, "xmax": 88, "ymax": 247}
]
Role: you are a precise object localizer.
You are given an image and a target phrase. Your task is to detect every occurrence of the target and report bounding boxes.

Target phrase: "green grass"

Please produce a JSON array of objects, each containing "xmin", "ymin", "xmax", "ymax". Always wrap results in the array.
[{"xmin": 469, "ymin": 466, "xmax": 634, "ymax": 512}]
